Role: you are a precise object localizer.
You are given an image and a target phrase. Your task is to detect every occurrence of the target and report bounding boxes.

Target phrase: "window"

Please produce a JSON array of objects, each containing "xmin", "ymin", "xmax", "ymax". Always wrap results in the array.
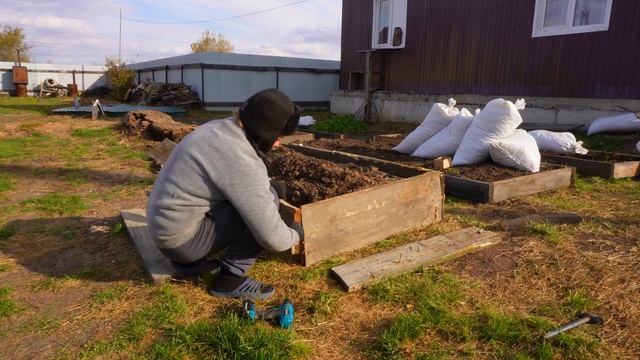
[
  {"xmin": 372, "ymin": 0, "xmax": 407, "ymax": 49},
  {"xmin": 532, "ymin": 0, "xmax": 613, "ymax": 37}
]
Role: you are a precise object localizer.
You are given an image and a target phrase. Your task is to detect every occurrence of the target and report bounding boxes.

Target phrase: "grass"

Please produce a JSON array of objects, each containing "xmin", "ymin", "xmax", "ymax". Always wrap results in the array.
[
  {"xmin": 0, "ymin": 174, "xmax": 14, "ymax": 193},
  {"xmin": 294, "ymin": 256, "xmax": 345, "ymax": 282},
  {"xmin": 366, "ymin": 268, "xmax": 601, "ymax": 359},
  {"xmin": 307, "ymin": 290, "xmax": 341, "ymax": 321},
  {"xmin": 313, "ymin": 114, "xmax": 367, "ymax": 133},
  {"xmin": 71, "ymin": 127, "xmax": 114, "ymax": 139},
  {"xmin": 0, "ymin": 286, "xmax": 22, "ymax": 318},
  {"xmin": 0, "ymin": 132, "xmax": 58, "ymax": 160},
  {"xmin": 576, "ymin": 132, "xmax": 640, "ymax": 152},
  {"xmin": 21, "ymin": 193, "xmax": 89, "ymax": 216},
  {"xmin": 151, "ymin": 315, "xmax": 310, "ymax": 360},
  {"xmin": 0, "ymin": 97, "xmax": 69, "ymax": 115},
  {"xmin": 527, "ymin": 222, "xmax": 562, "ymax": 244},
  {"xmin": 92, "ymin": 284, "xmax": 129, "ymax": 305},
  {"xmin": 0, "ymin": 263, "xmax": 13, "ymax": 273}
]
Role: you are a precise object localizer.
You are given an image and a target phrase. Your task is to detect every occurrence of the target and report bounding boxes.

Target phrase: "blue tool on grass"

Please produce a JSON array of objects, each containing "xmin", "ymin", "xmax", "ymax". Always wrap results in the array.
[{"xmin": 242, "ymin": 299, "xmax": 294, "ymax": 329}]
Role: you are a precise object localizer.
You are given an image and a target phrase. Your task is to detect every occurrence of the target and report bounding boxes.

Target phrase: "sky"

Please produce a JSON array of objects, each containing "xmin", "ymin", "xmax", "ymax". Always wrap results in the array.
[{"xmin": 0, "ymin": 0, "xmax": 342, "ymax": 65}]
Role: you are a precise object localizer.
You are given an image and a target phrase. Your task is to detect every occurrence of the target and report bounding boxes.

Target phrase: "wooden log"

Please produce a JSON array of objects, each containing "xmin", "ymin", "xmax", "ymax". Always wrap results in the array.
[
  {"xmin": 120, "ymin": 209, "xmax": 176, "ymax": 284},
  {"xmin": 500, "ymin": 213, "xmax": 583, "ymax": 231},
  {"xmin": 147, "ymin": 138, "xmax": 177, "ymax": 166},
  {"xmin": 301, "ymin": 172, "xmax": 443, "ymax": 266},
  {"xmin": 330, "ymin": 227, "xmax": 501, "ymax": 292}
]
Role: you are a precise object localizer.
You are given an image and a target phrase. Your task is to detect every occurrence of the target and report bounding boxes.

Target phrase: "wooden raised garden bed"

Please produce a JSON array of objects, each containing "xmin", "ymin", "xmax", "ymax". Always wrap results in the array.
[
  {"xmin": 273, "ymin": 146, "xmax": 444, "ymax": 266},
  {"xmin": 293, "ymin": 139, "xmax": 575, "ymax": 204},
  {"xmin": 541, "ymin": 151, "xmax": 640, "ymax": 179}
]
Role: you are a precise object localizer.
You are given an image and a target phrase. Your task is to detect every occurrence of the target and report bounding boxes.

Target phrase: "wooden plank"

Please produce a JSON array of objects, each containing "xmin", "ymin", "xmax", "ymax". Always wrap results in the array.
[
  {"xmin": 120, "ymin": 209, "xmax": 176, "ymax": 284},
  {"xmin": 612, "ymin": 161, "xmax": 640, "ymax": 178},
  {"xmin": 301, "ymin": 172, "xmax": 443, "ymax": 266},
  {"xmin": 542, "ymin": 151, "xmax": 640, "ymax": 179},
  {"xmin": 287, "ymin": 144, "xmax": 428, "ymax": 178},
  {"xmin": 490, "ymin": 167, "xmax": 574, "ymax": 203},
  {"xmin": 443, "ymin": 175, "xmax": 492, "ymax": 203},
  {"xmin": 500, "ymin": 213, "xmax": 583, "ymax": 231},
  {"xmin": 372, "ymin": 133, "xmax": 404, "ymax": 144},
  {"xmin": 147, "ymin": 138, "xmax": 177, "ymax": 166},
  {"xmin": 330, "ymin": 227, "xmax": 501, "ymax": 292},
  {"xmin": 542, "ymin": 153, "xmax": 614, "ymax": 178},
  {"xmin": 278, "ymin": 200, "xmax": 303, "ymax": 256},
  {"xmin": 281, "ymin": 131, "xmax": 315, "ymax": 144},
  {"xmin": 298, "ymin": 129, "xmax": 346, "ymax": 139}
]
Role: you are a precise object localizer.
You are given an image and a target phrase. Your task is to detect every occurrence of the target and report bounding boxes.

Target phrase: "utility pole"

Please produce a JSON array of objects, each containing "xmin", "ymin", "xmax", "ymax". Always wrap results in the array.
[{"xmin": 118, "ymin": 7, "xmax": 122, "ymax": 64}]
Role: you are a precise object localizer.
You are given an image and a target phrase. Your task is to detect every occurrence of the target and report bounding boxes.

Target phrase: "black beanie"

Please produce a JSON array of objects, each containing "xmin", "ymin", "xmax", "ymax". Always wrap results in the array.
[{"xmin": 239, "ymin": 89, "xmax": 300, "ymax": 155}]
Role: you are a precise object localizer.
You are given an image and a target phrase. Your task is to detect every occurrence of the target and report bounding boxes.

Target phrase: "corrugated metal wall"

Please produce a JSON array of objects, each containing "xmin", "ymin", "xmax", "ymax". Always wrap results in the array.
[
  {"xmin": 129, "ymin": 52, "xmax": 340, "ymax": 107},
  {"xmin": 0, "ymin": 62, "xmax": 106, "ymax": 94},
  {"xmin": 340, "ymin": 0, "xmax": 640, "ymax": 99}
]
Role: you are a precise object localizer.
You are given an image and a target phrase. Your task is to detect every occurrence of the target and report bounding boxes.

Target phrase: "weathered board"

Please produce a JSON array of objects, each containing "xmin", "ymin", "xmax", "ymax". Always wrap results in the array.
[
  {"xmin": 331, "ymin": 227, "xmax": 501, "ymax": 292},
  {"xmin": 278, "ymin": 200, "xmax": 303, "ymax": 255},
  {"xmin": 280, "ymin": 131, "xmax": 315, "ymax": 144},
  {"xmin": 542, "ymin": 151, "xmax": 640, "ymax": 179},
  {"xmin": 120, "ymin": 209, "xmax": 176, "ymax": 284},
  {"xmin": 489, "ymin": 166, "xmax": 575, "ymax": 203},
  {"xmin": 500, "ymin": 213, "xmax": 583, "ymax": 231},
  {"xmin": 300, "ymin": 171, "xmax": 443, "ymax": 266},
  {"xmin": 147, "ymin": 138, "xmax": 177, "ymax": 166}
]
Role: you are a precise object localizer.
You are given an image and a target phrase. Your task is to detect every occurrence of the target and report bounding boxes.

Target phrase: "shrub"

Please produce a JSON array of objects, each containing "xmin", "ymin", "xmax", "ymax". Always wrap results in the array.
[{"xmin": 104, "ymin": 57, "xmax": 135, "ymax": 101}]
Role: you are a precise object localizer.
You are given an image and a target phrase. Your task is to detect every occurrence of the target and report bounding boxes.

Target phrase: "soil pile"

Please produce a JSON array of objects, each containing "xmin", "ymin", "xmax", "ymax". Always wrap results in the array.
[
  {"xmin": 121, "ymin": 110, "xmax": 195, "ymax": 142},
  {"xmin": 266, "ymin": 147, "xmax": 394, "ymax": 206}
]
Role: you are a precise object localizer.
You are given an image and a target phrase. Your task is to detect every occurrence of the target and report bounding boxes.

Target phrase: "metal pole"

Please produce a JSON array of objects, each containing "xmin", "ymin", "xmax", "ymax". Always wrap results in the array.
[
  {"xmin": 118, "ymin": 7, "xmax": 122, "ymax": 63},
  {"xmin": 364, "ymin": 51, "xmax": 372, "ymax": 123}
]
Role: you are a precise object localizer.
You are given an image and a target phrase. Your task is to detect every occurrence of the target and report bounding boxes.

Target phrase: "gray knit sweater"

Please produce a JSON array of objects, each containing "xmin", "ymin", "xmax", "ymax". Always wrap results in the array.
[{"xmin": 146, "ymin": 117, "xmax": 299, "ymax": 252}]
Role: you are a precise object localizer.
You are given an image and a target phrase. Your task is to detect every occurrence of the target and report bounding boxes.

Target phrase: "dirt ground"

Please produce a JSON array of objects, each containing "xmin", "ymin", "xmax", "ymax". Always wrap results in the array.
[
  {"xmin": 266, "ymin": 147, "xmax": 395, "ymax": 206},
  {"xmin": 1, "ymin": 100, "xmax": 639, "ymax": 359}
]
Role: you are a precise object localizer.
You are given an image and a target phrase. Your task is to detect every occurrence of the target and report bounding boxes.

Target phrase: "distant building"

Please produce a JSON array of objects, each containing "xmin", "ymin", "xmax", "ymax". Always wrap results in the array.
[{"xmin": 332, "ymin": 0, "xmax": 640, "ymax": 125}]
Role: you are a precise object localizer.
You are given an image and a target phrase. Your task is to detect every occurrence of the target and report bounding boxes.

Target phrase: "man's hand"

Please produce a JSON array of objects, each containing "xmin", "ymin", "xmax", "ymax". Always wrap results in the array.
[
  {"xmin": 289, "ymin": 222, "xmax": 304, "ymax": 242},
  {"xmin": 270, "ymin": 179, "xmax": 287, "ymax": 200}
]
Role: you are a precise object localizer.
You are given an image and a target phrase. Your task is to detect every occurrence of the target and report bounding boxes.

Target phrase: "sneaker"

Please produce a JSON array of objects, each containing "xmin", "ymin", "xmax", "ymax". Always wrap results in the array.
[{"xmin": 209, "ymin": 276, "xmax": 275, "ymax": 301}]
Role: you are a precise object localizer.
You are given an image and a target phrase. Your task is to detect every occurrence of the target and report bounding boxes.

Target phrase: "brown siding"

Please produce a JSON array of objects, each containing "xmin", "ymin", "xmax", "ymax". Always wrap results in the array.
[{"xmin": 340, "ymin": 0, "xmax": 640, "ymax": 99}]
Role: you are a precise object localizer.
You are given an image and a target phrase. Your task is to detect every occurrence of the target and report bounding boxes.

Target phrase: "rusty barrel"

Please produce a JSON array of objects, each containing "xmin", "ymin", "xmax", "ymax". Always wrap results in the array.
[
  {"xmin": 15, "ymin": 84, "xmax": 27, "ymax": 97},
  {"xmin": 67, "ymin": 84, "xmax": 79, "ymax": 97}
]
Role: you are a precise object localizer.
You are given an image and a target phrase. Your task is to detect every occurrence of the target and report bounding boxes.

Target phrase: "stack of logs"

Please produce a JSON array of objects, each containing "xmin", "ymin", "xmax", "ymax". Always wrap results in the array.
[{"xmin": 125, "ymin": 83, "xmax": 201, "ymax": 108}]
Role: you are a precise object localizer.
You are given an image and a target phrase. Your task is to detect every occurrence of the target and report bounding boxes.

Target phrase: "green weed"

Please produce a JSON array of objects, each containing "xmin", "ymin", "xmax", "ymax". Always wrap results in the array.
[
  {"xmin": 0, "ymin": 132, "xmax": 54, "ymax": 159},
  {"xmin": 563, "ymin": 290, "xmax": 594, "ymax": 314},
  {"xmin": 0, "ymin": 174, "xmax": 14, "ymax": 192},
  {"xmin": 92, "ymin": 284, "xmax": 129, "ymax": 305},
  {"xmin": 80, "ymin": 284, "xmax": 187, "ymax": 358},
  {"xmin": 106, "ymin": 144, "xmax": 146, "ymax": 160},
  {"xmin": 71, "ymin": 127, "xmax": 113, "ymax": 139},
  {"xmin": 0, "ymin": 286, "xmax": 22, "ymax": 318},
  {"xmin": 375, "ymin": 234, "xmax": 409, "ymax": 250},
  {"xmin": 527, "ymin": 222, "xmax": 562, "ymax": 244},
  {"xmin": 0, "ymin": 263, "xmax": 13, "ymax": 273},
  {"xmin": 151, "ymin": 314, "xmax": 310, "ymax": 360},
  {"xmin": 21, "ymin": 193, "xmax": 89, "ymax": 216},
  {"xmin": 308, "ymin": 290, "xmax": 341, "ymax": 320},
  {"xmin": 0, "ymin": 225, "xmax": 16, "ymax": 240},
  {"xmin": 313, "ymin": 115, "xmax": 367, "ymax": 133},
  {"xmin": 294, "ymin": 256, "xmax": 345, "ymax": 282}
]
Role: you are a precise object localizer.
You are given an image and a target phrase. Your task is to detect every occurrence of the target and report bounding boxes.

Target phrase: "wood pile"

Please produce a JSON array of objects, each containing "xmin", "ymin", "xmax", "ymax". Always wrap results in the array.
[{"xmin": 125, "ymin": 82, "xmax": 201, "ymax": 108}]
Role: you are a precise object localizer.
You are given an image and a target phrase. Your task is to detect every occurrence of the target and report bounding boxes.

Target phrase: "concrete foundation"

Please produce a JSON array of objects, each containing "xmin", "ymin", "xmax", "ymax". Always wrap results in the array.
[{"xmin": 330, "ymin": 90, "xmax": 640, "ymax": 126}]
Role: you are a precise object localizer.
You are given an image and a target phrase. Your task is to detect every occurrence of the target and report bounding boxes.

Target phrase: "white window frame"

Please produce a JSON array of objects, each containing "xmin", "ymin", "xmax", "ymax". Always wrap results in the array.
[
  {"xmin": 372, "ymin": 0, "xmax": 407, "ymax": 49},
  {"xmin": 532, "ymin": 0, "xmax": 613, "ymax": 37}
]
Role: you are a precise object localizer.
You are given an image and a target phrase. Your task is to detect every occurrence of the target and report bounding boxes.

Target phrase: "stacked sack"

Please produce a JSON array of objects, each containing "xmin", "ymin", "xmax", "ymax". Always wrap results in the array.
[
  {"xmin": 393, "ymin": 99, "xmax": 459, "ymax": 154},
  {"xmin": 412, "ymin": 108, "xmax": 477, "ymax": 159},
  {"xmin": 529, "ymin": 130, "xmax": 588, "ymax": 155}
]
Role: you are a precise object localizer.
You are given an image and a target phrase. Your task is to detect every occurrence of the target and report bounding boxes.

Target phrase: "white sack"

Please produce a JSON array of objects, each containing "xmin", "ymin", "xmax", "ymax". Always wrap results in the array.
[
  {"xmin": 393, "ymin": 99, "xmax": 459, "ymax": 154},
  {"xmin": 529, "ymin": 130, "xmax": 588, "ymax": 155},
  {"xmin": 412, "ymin": 108, "xmax": 474, "ymax": 158},
  {"xmin": 587, "ymin": 113, "xmax": 640, "ymax": 135},
  {"xmin": 452, "ymin": 98, "xmax": 525, "ymax": 165},
  {"xmin": 637, "ymin": 141, "xmax": 640, "ymax": 153},
  {"xmin": 298, "ymin": 116, "xmax": 316, "ymax": 127},
  {"xmin": 489, "ymin": 130, "xmax": 541, "ymax": 173}
]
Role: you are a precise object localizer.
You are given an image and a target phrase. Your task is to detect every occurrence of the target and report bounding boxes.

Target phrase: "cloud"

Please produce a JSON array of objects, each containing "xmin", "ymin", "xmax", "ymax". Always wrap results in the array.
[{"xmin": 0, "ymin": 0, "xmax": 342, "ymax": 64}]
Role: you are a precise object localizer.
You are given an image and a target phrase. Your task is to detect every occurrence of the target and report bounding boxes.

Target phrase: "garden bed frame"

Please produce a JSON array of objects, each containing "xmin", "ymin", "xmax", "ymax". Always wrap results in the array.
[
  {"xmin": 541, "ymin": 151, "xmax": 640, "ymax": 179},
  {"xmin": 288, "ymin": 144, "xmax": 575, "ymax": 204}
]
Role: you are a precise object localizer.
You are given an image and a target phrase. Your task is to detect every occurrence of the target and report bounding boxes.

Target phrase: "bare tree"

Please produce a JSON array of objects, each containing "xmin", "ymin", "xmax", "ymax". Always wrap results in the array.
[{"xmin": 190, "ymin": 30, "xmax": 234, "ymax": 53}]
